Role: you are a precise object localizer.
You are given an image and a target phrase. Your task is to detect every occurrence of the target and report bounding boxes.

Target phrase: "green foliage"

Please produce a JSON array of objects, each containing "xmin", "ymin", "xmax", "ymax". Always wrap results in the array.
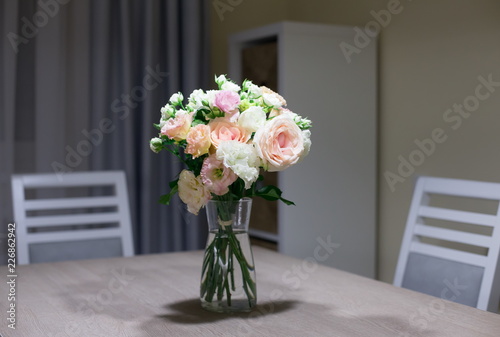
[
  {"xmin": 158, "ymin": 179, "xmax": 179, "ymax": 205},
  {"xmin": 251, "ymin": 184, "xmax": 295, "ymax": 206},
  {"xmin": 211, "ymin": 176, "xmax": 295, "ymax": 206},
  {"xmin": 184, "ymin": 153, "xmax": 205, "ymax": 176}
]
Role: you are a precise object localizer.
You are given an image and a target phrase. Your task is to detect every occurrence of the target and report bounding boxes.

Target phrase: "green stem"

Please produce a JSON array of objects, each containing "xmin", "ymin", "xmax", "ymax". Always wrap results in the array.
[{"xmin": 200, "ymin": 224, "xmax": 256, "ymax": 309}]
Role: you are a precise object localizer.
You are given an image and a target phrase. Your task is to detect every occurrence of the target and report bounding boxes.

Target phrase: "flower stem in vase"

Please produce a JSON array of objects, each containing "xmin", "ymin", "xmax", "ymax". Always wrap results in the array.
[{"xmin": 200, "ymin": 198, "xmax": 256, "ymax": 313}]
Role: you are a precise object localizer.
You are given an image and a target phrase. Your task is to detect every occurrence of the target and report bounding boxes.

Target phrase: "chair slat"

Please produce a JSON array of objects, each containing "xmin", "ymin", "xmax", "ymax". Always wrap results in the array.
[
  {"xmin": 24, "ymin": 228, "xmax": 126, "ymax": 244},
  {"xmin": 18, "ymin": 171, "xmax": 122, "ymax": 188},
  {"xmin": 414, "ymin": 223, "xmax": 492, "ymax": 248},
  {"xmin": 410, "ymin": 241, "xmax": 487, "ymax": 267},
  {"xmin": 25, "ymin": 213, "xmax": 121, "ymax": 227},
  {"xmin": 24, "ymin": 196, "xmax": 119, "ymax": 211},
  {"xmin": 422, "ymin": 177, "xmax": 500, "ymax": 200},
  {"xmin": 418, "ymin": 206, "xmax": 496, "ymax": 227}
]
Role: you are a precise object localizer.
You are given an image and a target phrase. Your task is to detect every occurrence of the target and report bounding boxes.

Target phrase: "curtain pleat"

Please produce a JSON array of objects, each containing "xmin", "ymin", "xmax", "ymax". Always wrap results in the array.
[
  {"xmin": 88, "ymin": 0, "xmax": 209, "ymax": 254},
  {"xmin": 0, "ymin": 0, "xmax": 18, "ymax": 231},
  {"xmin": 1, "ymin": 0, "xmax": 210, "ymax": 261}
]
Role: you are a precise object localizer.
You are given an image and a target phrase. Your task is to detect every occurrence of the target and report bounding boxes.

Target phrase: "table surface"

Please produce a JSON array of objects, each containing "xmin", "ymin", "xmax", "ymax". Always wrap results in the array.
[{"xmin": 1, "ymin": 246, "xmax": 499, "ymax": 337}]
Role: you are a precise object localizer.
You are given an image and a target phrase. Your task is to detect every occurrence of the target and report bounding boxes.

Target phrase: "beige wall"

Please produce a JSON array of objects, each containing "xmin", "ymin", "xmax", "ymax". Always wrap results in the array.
[{"xmin": 211, "ymin": 0, "xmax": 500, "ymax": 283}]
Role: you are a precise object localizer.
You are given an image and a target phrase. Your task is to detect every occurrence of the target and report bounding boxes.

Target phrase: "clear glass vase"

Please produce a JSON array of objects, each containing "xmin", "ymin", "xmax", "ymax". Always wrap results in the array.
[{"xmin": 200, "ymin": 197, "xmax": 257, "ymax": 313}]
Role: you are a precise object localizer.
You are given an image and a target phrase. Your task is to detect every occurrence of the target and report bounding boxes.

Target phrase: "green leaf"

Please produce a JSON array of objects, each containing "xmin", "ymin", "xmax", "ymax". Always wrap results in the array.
[
  {"xmin": 229, "ymin": 178, "xmax": 246, "ymax": 200},
  {"xmin": 161, "ymin": 137, "xmax": 177, "ymax": 146},
  {"xmin": 191, "ymin": 119, "xmax": 205, "ymax": 127},
  {"xmin": 255, "ymin": 185, "xmax": 280, "ymax": 200},
  {"xmin": 278, "ymin": 196, "xmax": 295, "ymax": 206},
  {"xmin": 254, "ymin": 185, "xmax": 295, "ymax": 206},
  {"xmin": 158, "ymin": 180, "xmax": 179, "ymax": 205},
  {"xmin": 195, "ymin": 108, "xmax": 210, "ymax": 122},
  {"xmin": 169, "ymin": 179, "xmax": 179, "ymax": 189}
]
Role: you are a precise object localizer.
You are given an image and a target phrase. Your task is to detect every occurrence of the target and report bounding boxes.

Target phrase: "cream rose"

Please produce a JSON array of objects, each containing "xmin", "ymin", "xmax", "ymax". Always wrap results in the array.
[
  {"xmin": 238, "ymin": 106, "xmax": 266, "ymax": 133},
  {"xmin": 177, "ymin": 170, "xmax": 211, "ymax": 215},
  {"xmin": 208, "ymin": 118, "xmax": 251, "ymax": 148},
  {"xmin": 185, "ymin": 124, "xmax": 211, "ymax": 158},
  {"xmin": 160, "ymin": 111, "xmax": 192, "ymax": 141},
  {"xmin": 253, "ymin": 115, "xmax": 310, "ymax": 171}
]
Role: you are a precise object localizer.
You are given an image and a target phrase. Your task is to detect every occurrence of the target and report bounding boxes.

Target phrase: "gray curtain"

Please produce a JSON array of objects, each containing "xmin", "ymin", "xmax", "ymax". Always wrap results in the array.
[
  {"xmin": 0, "ymin": 0, "xmax": 210, "ymax": 258},
  {"xmin": 89, "ymin": 0, "xmax": 210, "ymax": 253}
]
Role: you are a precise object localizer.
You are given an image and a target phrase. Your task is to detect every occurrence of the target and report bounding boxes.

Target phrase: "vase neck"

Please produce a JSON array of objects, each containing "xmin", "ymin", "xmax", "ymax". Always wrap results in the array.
[{"xmin": 206, "ymin": 198, "xmax": 252, "ymax": 232}]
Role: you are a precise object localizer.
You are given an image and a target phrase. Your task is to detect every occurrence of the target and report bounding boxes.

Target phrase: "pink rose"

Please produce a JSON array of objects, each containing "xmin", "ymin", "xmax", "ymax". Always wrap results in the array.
[
  {"xmin": 160, "ymin": 112, "xmax": 192, "ymax": 141},
  {"xmin": 201, "ymin": 154, "xmax": 238, "ymax": 195},
  {"xmin": 186, "ymin": 124, "xmax": 211, "ymax": 158},
  {"xmin": 214, "ymin": 90, "xmax": 240, "ymax": 122},
  {"xmin": 208, "ymin": 118, "xmax": 250, "ymax": 148},
  {"xmin": 253, "ymin": 115, "xmax": 309, "ymax": 171},
  {"xmin": 214, "ymin": 90, "xmax": 240, "ymax": 112}
]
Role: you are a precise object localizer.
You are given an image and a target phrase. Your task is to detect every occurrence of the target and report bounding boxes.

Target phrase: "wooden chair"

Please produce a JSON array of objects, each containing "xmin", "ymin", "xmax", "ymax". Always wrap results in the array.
[
  {"xmin": 11, "ymin": 171, "xmax": 134, "ymax": 264},
  {"xmin": 394, "ymin": 176, "xmax": 500, "ymax": 312}
]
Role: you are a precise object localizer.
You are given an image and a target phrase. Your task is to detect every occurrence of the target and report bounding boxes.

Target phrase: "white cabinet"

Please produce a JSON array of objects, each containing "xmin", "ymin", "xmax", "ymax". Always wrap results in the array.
[{"xmin": 229, "ymin": 21, "xmax": 377, "ymax": 278}]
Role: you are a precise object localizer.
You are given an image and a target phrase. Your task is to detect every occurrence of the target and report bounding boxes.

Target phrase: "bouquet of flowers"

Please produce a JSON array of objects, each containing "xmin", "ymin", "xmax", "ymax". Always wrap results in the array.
[{"xmin": 150, "ymin": 75, "xmax": 312, "ymax": 311}]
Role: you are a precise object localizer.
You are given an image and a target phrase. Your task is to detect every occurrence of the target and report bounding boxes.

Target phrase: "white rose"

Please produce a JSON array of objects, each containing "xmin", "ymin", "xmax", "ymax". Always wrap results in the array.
[
  {"xmin": 238, "ymin": 106, "xmax": 266, "ymax": 133},
  {"xmin": 169, "ymin": 92, "xmax": 184, "ymax": 105},
  {"xmin": 215, "ymin": 74, "xmax": 228, "ymax": 85},
  {"xmin": 282, "ymin": 108, "xmax": 298, "ymax": 119},
  {"xmin": 263, "ymin": 93, "xmax": 282, "ymax": 108},
  {"xmin": 160, "ymin": 104, "xmax": 175, "ymax": 119},
  {"xmin": 177, "ymin": 170, "xmax": 211, "ymax": 215},
  {"xmin": 221, "ymin": 81, "xmax": 241, "ymax": 92},
  {"xmin": 216, "ymin": 141, "xmax": 260, "ymax": 189},
  {"xmin": 188, "ymin": 89, "xmax": 207, "ymax": 110},
  {"xmin": 247, "ymin": 83, "xmax": 262, "ymax": 98},
  {"xmin": 174, "ymin": 109, "xmax": 189, "ymax": 117},
  {"xmin": 206, "ymin": 90, "xmax": 218, "ymax": 107},
  {"xmin": 301, "ymin": 130, "xmax": 312, "ymax": 161}
]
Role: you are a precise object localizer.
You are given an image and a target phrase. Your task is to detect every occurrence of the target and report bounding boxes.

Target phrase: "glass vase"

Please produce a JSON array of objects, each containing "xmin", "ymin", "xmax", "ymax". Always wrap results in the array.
[{"xmin": 200, "ymin": 197, "xmax": 257, "ymax": 313}]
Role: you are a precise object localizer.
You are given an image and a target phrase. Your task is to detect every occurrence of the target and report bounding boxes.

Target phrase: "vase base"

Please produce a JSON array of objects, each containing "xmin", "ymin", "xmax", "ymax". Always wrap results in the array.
[{"xmin": 201, "ymin": 299, "xmax": 256, "ymax": 313}]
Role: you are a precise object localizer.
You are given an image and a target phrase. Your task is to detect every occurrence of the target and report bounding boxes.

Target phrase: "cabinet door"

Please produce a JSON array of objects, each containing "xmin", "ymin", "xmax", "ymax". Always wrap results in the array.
[
  {"xmin": 241, "ymin": 41, "xmax": 279, "ymax": 251},
  {"xmin": 229, "ymin": 22, "xmax": 376, "ymax": 278}
]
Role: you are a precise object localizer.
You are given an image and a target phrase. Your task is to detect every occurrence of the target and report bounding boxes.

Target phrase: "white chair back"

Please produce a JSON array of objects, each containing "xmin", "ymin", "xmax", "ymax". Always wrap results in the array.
[
  {"xmin": 11, "ymin": 171, "xmax": 134, "ymax": 264},
  {"xmin": 394, "ymin": 176, "xmax": 500, "ymax": 312}
]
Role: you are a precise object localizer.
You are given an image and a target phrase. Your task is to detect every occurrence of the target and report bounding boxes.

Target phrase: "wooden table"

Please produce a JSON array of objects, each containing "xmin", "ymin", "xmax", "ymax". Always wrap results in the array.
[{"xmin": 1, "ymin": 246, "xmax": 499, "ymax": 336}]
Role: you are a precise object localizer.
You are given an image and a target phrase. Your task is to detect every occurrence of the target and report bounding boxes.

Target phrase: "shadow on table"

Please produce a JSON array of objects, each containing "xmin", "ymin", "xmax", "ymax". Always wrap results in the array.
[
  {"xmin": 141, "ymin": 299, "xmax": 444, "ymax": 335},
  {"xmin": 345, "ymin": 314, "xmax": 442, "ymax": 337},
  {"xmin": 159, "ymin": 298, "xmax": 298, "ymax": 324}
]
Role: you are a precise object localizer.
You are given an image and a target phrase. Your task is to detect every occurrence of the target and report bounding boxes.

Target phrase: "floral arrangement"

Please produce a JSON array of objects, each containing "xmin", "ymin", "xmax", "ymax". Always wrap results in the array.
[
  {"xmin": 150, "ymin": 75, "xmax": 312, "ymax": 312},
  {"xmin": 150, "ymin": 75, "xmax": 312, "ymax": 212}
]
